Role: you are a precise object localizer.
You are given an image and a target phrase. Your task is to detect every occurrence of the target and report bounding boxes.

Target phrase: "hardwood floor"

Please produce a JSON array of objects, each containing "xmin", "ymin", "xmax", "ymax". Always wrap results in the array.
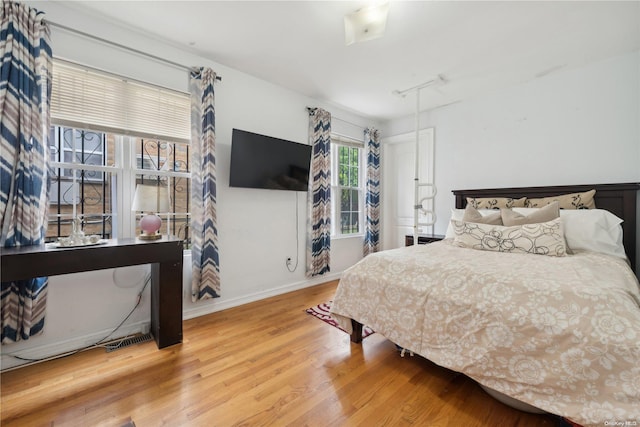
[{"xmin": 1, "ymin": 280, "xmax": 562, "ymax": 427}]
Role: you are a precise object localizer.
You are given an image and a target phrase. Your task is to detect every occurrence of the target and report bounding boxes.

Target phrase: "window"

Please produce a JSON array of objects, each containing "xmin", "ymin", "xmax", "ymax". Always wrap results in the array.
[
  {"xmin": 133, "ymin": 138, "xmax": 191, "ymax": 246},
  {"xmin": 331, "ymin": 135, "xmax": 365, "ymax": 236},
  {"xmin": 47, "ymin": 60, "xmax": 191, "ymax": 247},
  {"xmin": 48, "ymin": 127, "xmax": 114, "ymax": 240},
  {"xmin": 47, "ymin": 127, "xmax": 192, "ymax": 247}
]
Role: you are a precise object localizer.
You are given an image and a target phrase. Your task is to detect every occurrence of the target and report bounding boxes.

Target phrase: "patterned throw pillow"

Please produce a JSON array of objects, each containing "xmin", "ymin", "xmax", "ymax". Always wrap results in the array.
[
  {"xmin": 451, "ymin": 218, "xmax": 567, "ymax": 257},
  {"xmin": 466, "ymin": 197, "xmax": 526, "ymax": 210},
  {"xmin": 525, "ymin": 189, "xmax": 596, "ymax": 209}
]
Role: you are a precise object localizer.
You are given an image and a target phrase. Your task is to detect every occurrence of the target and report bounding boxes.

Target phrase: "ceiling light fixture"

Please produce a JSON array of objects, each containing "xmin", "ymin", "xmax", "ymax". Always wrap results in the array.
[{"xmin": 344, "ymin": 2, "xmax": 390, "ymax": 46}]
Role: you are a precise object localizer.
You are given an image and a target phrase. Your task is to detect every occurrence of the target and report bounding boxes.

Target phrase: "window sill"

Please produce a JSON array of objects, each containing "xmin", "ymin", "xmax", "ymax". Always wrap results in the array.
[{"xmin": 331, "ymin": 233, "xmax": 364, "ymax": 241}]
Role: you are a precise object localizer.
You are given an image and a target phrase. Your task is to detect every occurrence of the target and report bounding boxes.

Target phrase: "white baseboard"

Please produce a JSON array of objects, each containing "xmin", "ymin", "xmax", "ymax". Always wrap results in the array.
[
  {"xmin": 183, "ymin": 272, "xmax": 342, "ymax": 320},
  {"xmin": 1, "ymin": 321, "xmax": 150, "ymax": 371}
]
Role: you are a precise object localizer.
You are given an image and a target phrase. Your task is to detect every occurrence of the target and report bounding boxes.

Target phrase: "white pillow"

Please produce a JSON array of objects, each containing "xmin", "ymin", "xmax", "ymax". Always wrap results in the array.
[
  {"xmin": 445, "ymin": 208, "xmax": 499, "ymax": 238},
  {"xmin": 513, "ymin": 208, "xmax": 625, "ymax": 259}
]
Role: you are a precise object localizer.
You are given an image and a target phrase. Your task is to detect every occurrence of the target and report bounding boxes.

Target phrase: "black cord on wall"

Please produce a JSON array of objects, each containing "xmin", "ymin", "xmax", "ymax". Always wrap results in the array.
[
  {"xmin": 4, "ymin": 274, "xmax": 151, "ymax": 368},
  {"xmin": 286, "ymin": 191, "xmax": 301, "ymax": 272}
]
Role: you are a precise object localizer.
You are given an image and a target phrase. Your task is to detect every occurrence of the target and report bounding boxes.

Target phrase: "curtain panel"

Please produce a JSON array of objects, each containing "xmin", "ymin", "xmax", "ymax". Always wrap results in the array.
[
  {"xmin": 0, "ymin": 1, "xmax": 52, "ymax": 343},
  {"xmin": 189, "ymin": 67, "xmax": 220, "ymax": 301},
  {"xmin": 306, "ymin": 108, "xmax": 331, "ymax": 277},
  {"xmin": 363, "ymin": 128, "xmax": 381, "ymax": 256}
]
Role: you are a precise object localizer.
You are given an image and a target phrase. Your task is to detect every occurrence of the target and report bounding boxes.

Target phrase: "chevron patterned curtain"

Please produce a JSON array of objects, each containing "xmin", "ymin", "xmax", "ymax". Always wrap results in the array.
[
  {"xmin": 306, "ymin": 108, "xmax": 331, "ymax": 277},
  {"xmin": 189, "ymin": 68, "xmax": 220, "ymax": 301},
  {"xmin": 0, "ymin": 1, "xmax": 52, "ymax": 343},
  {"xmin": 363, "ymin": 128, "xmax": 381, "ymax": 256}
]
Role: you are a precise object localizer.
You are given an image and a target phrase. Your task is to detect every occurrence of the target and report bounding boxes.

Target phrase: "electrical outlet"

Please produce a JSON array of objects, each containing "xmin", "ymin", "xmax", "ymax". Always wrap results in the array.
[
  {"xmin": 286, "ymin": 257, "xmax": 292, "ymax": 267},
  {"xmin": 141, "ymin": 322, "xmax": 150, "ymax": 334}
]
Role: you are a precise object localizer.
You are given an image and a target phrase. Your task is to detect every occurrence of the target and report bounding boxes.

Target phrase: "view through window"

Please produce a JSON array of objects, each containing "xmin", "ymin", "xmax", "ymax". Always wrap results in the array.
[
  {"xmin": 47, "ymin": 127, "xmax": 191, "ymax": 247},
  {"xmin": 331, "ymin": 136, "xmax": 364, "ymax": 236}
]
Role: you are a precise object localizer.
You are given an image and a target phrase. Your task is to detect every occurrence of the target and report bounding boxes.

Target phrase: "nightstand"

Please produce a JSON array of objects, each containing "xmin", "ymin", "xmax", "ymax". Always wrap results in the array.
[{"xmin": 405, "ymin": 234, "xmax": 445, "ymax": 246}]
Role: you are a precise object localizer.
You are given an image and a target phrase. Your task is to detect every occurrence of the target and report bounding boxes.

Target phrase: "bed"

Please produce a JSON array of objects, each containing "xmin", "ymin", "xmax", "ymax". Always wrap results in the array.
[{"xmin": 329, "ymin": 183, "xmax": 640, "ymax": 427}]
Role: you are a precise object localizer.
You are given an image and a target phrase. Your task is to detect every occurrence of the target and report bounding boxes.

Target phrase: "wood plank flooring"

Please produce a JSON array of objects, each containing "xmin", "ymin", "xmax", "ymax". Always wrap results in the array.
[{"xmin": 1, "ymin": 280, "xmax": 563, "ymax": 426}]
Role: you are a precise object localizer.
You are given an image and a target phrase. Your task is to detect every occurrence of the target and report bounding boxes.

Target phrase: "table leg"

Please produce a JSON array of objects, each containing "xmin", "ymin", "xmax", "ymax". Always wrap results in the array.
[{"xmin": 151, "ymin": 259, "xmax": 183, "ymax": 349}]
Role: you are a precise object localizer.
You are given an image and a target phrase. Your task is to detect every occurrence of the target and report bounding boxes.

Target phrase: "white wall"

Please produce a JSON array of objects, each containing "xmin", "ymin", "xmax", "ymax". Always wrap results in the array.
[
  {"xmin": 381, "ymin": 50, "xmax": 640, "ymax": 264},
  {"xmin": 2, "ymin": 2, "xmax": 375, "ymax": 370}
]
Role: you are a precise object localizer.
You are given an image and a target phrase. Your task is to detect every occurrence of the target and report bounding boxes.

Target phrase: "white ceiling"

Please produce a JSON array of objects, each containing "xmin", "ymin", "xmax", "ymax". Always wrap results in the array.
[{"xmin": 60, "ymin": 1, "xmax": 640, "ymax": 122}]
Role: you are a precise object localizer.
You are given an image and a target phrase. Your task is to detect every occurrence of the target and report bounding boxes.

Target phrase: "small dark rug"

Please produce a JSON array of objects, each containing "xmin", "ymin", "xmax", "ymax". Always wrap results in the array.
[{"xmin": 305, "ymin": 301, "xmax": 374, "ymax": 339}]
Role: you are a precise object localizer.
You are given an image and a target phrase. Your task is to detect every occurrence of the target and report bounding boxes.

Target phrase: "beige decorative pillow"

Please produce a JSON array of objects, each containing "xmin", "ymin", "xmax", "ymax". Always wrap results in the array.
[
  {"xmin": 463, "ymin": 205, "xmax": 503, "ymax": 225},
  {"xmin": 451, "ymin": 218, "xmax": 567, "ymax": 257},
  {"xmin": 501, "ymin": 201, "xmax": 560, "ymax": 226},
  {"xmin": 525, "ymin": 189, "xmax": 596, "ymax": 210},
  {"xmin": 466, "ymin": 196, "xmax": 526, "ymax": 210}
]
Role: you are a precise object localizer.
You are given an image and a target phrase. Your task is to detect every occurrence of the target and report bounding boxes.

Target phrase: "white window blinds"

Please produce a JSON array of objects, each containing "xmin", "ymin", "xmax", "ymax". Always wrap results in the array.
[
  {"xmin": 331, "ymin": 133, "xmax": 364, "ymax": 148},
  {"xmin": 51, "ymin": 59, "xmax": 191, "ymax": 143}
]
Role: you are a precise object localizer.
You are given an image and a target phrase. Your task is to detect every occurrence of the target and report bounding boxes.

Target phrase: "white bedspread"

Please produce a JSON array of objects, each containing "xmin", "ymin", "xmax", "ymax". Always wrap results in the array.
[{"xmin": 330, "ymin": 240, "xmax": 640, "ymax": 426}]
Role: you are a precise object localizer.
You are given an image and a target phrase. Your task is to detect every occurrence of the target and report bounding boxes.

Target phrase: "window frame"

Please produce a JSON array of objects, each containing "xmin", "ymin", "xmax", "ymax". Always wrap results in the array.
[
  {"xmin": 48, "ymin": 127, "xmax": 117, "ymax": 239},
  {"xmin": 47, "ymin": 126, "xmax": 192, "ymax": 248},
  {"xmin": 330, "ymin": 134, "xmax": 365, "ymax": 238}
]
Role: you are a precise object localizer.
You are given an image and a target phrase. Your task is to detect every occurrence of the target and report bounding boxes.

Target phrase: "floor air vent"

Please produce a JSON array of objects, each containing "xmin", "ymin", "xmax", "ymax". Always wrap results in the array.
[{"xmin": 105, "ymin": 333, "xmax": 153, "ymax": 352}]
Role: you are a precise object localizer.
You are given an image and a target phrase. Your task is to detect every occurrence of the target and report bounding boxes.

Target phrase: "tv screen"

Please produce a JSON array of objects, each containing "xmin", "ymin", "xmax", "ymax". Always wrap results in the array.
[{"xmin": 229, "ymin": 128, "xmax": 312, "ymax": 191}]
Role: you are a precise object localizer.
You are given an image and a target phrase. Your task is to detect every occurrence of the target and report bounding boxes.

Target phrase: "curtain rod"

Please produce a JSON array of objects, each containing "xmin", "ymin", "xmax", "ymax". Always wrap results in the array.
[
  {"xmin": 47, "ymin": 21, "xmax": 222, "ymax": 81},
  {"xmin": 307, "ymin": 107, "xmax": 370, "ymax": 130},
  {"xmin": 333, "ymin": 116, "xmax": 369, "ymax": 130}
]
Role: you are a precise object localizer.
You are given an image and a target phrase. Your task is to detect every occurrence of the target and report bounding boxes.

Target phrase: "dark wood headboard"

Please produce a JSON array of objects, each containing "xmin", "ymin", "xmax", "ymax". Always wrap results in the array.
[{"xmin": 452, "ymin": 183, "xmax": 640, "ymax": 273}]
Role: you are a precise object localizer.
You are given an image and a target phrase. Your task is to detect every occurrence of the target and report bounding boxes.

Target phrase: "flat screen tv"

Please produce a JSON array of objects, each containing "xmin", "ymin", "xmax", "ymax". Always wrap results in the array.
[{"xmin": 229, "ymin": 128, "xmax": 312, "ymax": 191}]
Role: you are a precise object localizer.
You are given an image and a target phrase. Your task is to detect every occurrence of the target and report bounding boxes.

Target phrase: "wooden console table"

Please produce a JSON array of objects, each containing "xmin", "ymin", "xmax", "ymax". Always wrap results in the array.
[{"xmin": 0, "ymin": 236, "xmax": 184, "ymax": 349}]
